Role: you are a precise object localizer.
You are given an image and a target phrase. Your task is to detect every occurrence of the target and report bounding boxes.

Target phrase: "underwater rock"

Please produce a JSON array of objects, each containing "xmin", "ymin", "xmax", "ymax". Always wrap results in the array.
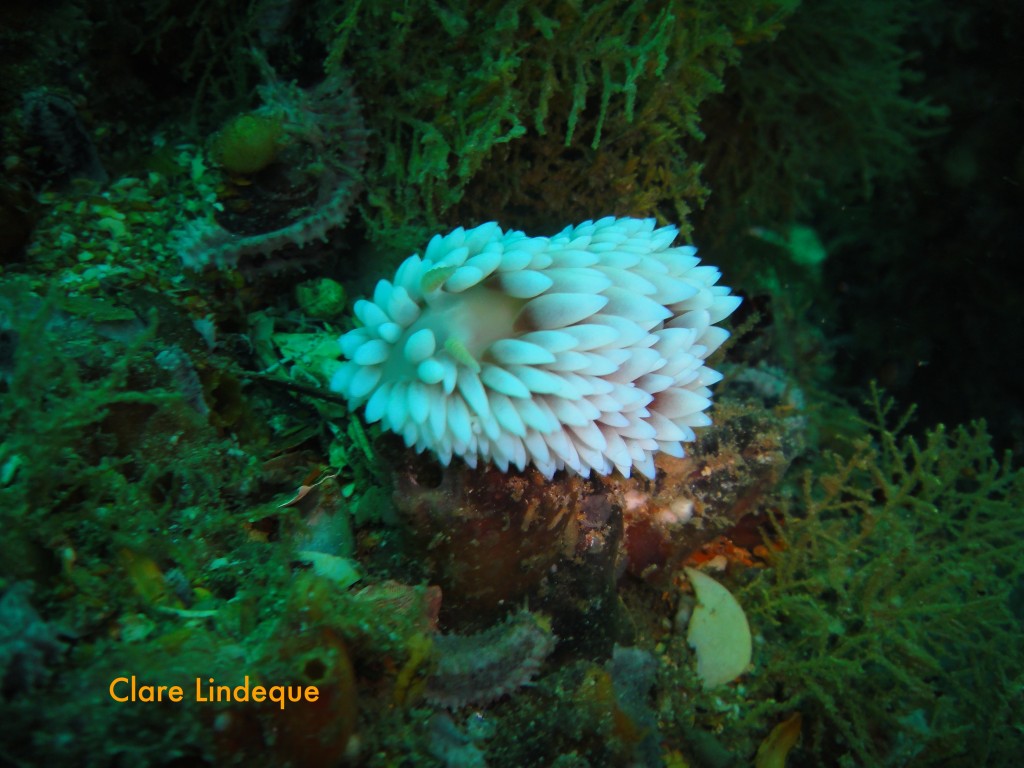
[
  {"xmin": 20, "ymin": 88, "xmax": 107, "ymax": 184},
  {"xmin": 601, "ymin": 385, "xmax": 806, "ymax": 584},
  {"xmin": 393, "ymin": 381, "xmax": 802, "ymax": 629},
  {"xmin": 211, "ymin": 625, "xmax": 357, "ymax": 768},
  {"xmin": 428, "ymin": 713, "xmax": 490, "ymax": 768},
  {"xmin": 0, "ymin": 583, "xmax": 67, "ymax": 699},
  {"xmin": 0, "ymin": 191, "xmax": 34, "ymax": 262},
  {"xmin": 395, "ymin": 461, "xmax": 584, "ymax": 619},
  {"xmin": 607, "ymin": 645, "xmax": 661, "ymax": 767}
]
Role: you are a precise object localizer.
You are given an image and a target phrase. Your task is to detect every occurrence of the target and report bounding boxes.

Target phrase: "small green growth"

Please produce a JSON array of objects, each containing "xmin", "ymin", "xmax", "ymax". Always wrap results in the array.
[
  {"xmin": 295, "ymin": 277, "xmax": 347, "ymax": 320},
  {"xmin": 421, "ymin": 265, "xmax": 458, "ymax": 293},
  {"xmin": 210, "ymin": 112, "xmax": 285, "ymax": 174},
  {"xmin": 445, "ymin": 337, "xmax": 481, "ymax": 373}
]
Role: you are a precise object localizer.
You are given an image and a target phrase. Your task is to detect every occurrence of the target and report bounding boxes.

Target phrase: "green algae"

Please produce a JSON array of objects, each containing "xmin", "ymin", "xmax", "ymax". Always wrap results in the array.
[
  {"xmin": 736, "ymin": 386, "xmax": 1024, "ymax": 766},
  {"xmin": 317, "ymin": 0, "xmax": 799, "ymax": 251}
]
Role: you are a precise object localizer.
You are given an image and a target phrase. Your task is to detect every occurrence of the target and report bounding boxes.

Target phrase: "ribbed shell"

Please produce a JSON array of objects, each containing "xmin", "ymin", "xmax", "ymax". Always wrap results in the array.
[{"xmin": 330, "ymin": 217, "xmax": 740, "ymax": 479}]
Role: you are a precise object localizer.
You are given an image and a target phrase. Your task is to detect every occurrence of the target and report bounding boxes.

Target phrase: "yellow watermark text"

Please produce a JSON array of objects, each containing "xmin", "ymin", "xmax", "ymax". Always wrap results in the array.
[{"xmin": 109, "ymin": 676, "xmax": 319, "ymax": 710}]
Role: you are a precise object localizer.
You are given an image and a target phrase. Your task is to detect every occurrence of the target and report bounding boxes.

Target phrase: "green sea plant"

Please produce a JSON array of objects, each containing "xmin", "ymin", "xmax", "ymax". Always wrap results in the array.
[
  {"xmin": 698, "ymin": 0, "xmax": 948, "ymax": 240},
  {"xmin": 0, "ymin": 281, "xmax": 258, "ymax": 588},
  {"xmin": 317, "ymin": 0, "xmax": 799, "ymax": 252},
  {"xmin": 737, "ymin": 387, "xmax": 1024, "ymax": 766}
]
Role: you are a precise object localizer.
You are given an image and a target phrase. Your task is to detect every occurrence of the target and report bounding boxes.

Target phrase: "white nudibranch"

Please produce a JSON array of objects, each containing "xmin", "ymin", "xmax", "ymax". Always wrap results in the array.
[{"xmin": 330, "ymin": 217, "xmax": 741, "ymax": 479}]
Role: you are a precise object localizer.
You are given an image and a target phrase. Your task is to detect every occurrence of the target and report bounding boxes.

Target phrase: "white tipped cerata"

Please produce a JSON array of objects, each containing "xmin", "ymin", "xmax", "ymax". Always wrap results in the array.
[{"xmin": 330, "ymin": 217, "xmax": 741, "ymax": 479}]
